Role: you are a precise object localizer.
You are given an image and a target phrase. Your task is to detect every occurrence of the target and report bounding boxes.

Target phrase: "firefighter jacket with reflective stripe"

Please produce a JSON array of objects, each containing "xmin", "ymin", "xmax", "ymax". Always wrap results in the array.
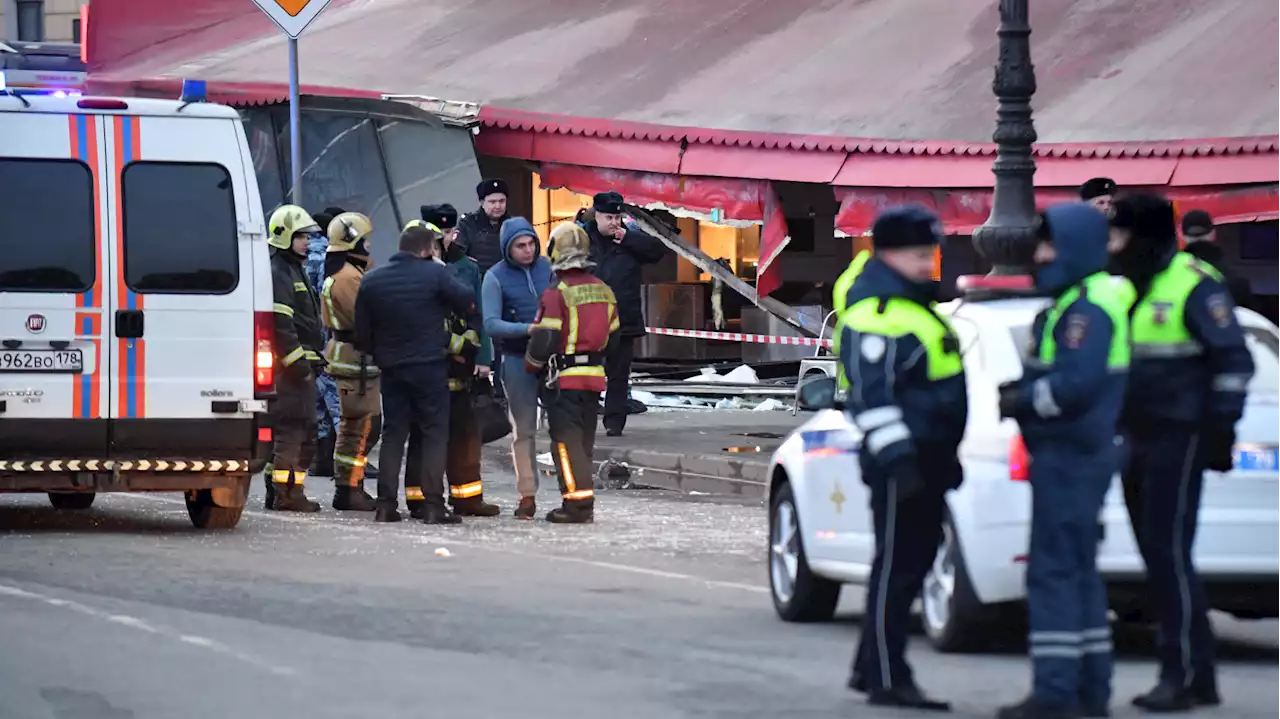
[
  {"xmin": 270, "ymin": 248, "xmax": 324, "ymax": 369},
  {"xmin": 321, "ymin": 261, "xmax": 379, "ymax": 379},
  {"xmin": 835, "ymin": 257, "xmax": 968, "ymax": 472},
  {"xmin": 1125, "ymin": 251, "xmax": 1254, "ymax": 428},
  {"xmin": 527, "ymin": 270, "xmax": 619, "ymax": 392},
  {"xmin": 446, "ymin": 312, "xmax": 481, "ymax": 392},
  {"xmin": 1018, "ymin": 271, "xmax": 1134, "ymax": 452}
]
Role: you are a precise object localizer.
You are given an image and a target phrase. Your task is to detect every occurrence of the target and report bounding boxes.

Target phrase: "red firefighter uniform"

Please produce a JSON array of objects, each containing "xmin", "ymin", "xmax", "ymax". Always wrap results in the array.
[{"xmin": 526, "ymin": 223, "xmax": 620, "ymax": 523}]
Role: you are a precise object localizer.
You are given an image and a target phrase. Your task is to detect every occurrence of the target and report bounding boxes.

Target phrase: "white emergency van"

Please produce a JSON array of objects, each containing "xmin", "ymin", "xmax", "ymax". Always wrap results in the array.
[{"xmin": 0, "ymin": 79, "xmax": 274, "ymax": 529}]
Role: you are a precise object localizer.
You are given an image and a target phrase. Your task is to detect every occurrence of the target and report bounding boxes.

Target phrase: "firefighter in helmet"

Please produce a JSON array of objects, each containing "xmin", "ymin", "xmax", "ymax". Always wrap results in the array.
[
  {"xmin": 265, "ymin": 204, "xmax": 326, "ymax": 512},
  {"xmin": 320, "ymin": 211, "xmax": 380, "ymax": 512}
]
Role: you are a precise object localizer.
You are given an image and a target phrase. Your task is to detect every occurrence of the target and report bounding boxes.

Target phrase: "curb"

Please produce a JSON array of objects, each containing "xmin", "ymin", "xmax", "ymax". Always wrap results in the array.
[{"xmin": 535, "ymin": 442, "xmax": 769, "ymax": 499}]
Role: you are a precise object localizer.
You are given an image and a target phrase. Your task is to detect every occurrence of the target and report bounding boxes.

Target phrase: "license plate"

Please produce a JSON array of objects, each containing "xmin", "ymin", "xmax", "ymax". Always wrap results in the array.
[
  {"xmin": 1233, "ymin": 446, "xmax": 1279, "ymax": 473},
  {"xmin": 0, "ymin": 349, "xmax": 84, "ymax": 373}
]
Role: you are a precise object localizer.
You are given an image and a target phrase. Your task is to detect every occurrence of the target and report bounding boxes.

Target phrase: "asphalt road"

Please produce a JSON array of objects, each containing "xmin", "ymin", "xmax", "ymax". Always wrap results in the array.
[{"xmin": 0, "ymin": 457, "xmax": 1275, "ymax": 719}]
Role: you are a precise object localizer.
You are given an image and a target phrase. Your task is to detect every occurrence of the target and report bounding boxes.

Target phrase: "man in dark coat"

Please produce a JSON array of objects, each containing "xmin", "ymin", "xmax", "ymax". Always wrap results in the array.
[
  {"xmin": 578, "ymin": 191, "xmax": 666, "ymax": 436},
  {"xmin": 1181, "ymin": 209, "xmax": 1255, "ymax": 310},
  {"xmin": 456, "ymin": 178, "xmax": 510, "ymax": 274}
]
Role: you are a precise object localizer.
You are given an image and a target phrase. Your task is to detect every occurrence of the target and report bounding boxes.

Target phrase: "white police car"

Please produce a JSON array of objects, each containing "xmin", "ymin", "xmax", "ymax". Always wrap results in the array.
[{"xmin": 767, "ymin": 286, "xmax": 1280, "ymax": 652}]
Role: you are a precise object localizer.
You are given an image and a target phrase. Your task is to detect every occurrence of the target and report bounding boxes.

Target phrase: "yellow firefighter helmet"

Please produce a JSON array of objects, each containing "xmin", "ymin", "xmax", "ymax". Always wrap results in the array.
[
  {"xmin": 402, "ymin": 219, "xmax": 441, "ymax": 234},
  {"xmin": 326, "ymin": 212, "xmax": 374, "ymax": 254},
  {"xmin": 267, "ymin": 204, "xmax": 320, "ymax": 250},
  {"xmin": 548, "ymin": 222, "xmax": 595, "ymax": 271}
]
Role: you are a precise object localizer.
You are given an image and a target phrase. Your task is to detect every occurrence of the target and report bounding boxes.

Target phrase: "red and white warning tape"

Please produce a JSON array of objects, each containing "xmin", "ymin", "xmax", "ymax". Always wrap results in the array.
[{"xmin": 645, "ymin": 326, "xmax": 833, "ymax": 348}]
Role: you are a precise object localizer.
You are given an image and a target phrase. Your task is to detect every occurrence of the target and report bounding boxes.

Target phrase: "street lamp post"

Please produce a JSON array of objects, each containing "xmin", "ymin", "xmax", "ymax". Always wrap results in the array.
[{"xmin": 970, "ymin": 0, "xmax": 1039, "ymax": 274}]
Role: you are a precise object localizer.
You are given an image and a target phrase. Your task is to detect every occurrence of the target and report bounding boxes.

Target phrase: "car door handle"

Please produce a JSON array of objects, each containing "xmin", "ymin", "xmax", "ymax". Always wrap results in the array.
[{"xmin": 115, "ymin": 309, "xmax": 145, "ymax": 339}]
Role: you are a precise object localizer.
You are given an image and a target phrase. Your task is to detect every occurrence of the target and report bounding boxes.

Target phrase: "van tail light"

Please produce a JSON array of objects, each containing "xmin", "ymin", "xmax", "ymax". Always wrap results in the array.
[
  {"xmin": 254, "ymin": 311, "xmax": 275, "ymax": 397},
  {"xmin": 1009, "ymin": 434, "xmax": 1030, "ymax": 481}
]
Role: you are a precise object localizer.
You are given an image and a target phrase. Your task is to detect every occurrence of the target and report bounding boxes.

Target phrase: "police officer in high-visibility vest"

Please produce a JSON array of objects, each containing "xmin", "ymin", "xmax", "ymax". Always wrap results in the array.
[
  {"xmin": 1108, "ymin": 195, "xmax": 1254, "ymax": 712},
  {"xmin": 996, "ymin": 204, "xmax": 1136, "ymax": 719},
  {"xmin": 838, "ymin": 206, "xmax": 964, "ymax": 711},
  {"xmin": 320, "ymin": 211, "xmax": 379, "ymax": 512}
]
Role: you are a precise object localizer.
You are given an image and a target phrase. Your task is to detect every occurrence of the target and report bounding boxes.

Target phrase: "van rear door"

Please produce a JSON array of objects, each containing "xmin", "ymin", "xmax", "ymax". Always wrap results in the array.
[
  {"xmin": 0, "ymin": 112, "xmax": 112, "ymax": 458},
  {"xmin": 101, "ymin": 114, "xmax": 258, "ymax": 458}
]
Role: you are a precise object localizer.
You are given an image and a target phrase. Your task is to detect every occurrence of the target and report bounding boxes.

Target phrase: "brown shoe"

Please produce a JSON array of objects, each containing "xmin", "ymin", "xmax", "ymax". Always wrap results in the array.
[
  {"xmin": 452, "ymin": 497, "xmax": 500, "ymax": 517},
  {"xmin": 514, "ymin": 497, "xmax": 536, "ymax": 520}
]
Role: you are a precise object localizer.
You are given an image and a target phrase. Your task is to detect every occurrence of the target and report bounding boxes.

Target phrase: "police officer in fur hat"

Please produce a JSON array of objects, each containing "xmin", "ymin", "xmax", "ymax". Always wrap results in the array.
[
  {"xmin": 456, "ymin": 178, "xmax": 511, "ymax": 274},
  {"xmin": 1079, "ymin": 178, "xmax": 1118, "ymax": 219}
]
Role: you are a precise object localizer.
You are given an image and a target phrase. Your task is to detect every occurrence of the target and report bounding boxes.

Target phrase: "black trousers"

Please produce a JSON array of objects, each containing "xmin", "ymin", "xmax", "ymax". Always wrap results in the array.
[
  {"xmin": 542, "ymin": 388, "xmax": 599, "ymax": 510},
  {"xmin": 852, "ymin": 471, "xmax": 946, "ymax": 691},
  {"xmin": 408, "ymin": 388, "xmax": 485, "ymax": 505},
  {"xmin": 269, "ymin": 371, "xmax": 318, "ymax": 487},
  {"xmin": 1122, "ymin": 429, "xmax": 1216, "ymax": 687},
  {"xmin": 602, "ymin": 336, "xmax": 635, "ymax": 433},
  {"xmin": 377, "ymin": 362, "xmax": 449, "ymax": 509}
]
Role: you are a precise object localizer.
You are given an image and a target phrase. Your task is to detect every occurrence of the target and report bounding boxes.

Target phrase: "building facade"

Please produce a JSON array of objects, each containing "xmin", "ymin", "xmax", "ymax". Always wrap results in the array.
[{"xmin": 2, "ymin": 0, "xmax": 84, "ymax": 43}]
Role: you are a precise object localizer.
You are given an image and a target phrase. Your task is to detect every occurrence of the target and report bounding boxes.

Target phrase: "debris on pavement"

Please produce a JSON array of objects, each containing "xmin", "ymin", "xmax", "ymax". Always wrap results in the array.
[{"xmin": 434, "ymin": 547, "xmax": 452, "ymax": 558}]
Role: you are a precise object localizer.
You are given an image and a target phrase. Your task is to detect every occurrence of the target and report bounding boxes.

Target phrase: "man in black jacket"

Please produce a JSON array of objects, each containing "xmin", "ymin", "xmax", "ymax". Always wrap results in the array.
[
  {"xmin": 580, "ymin": 191, "xmax": 666, "ymax": 436},
  {"xmin": 355, "ymin": 224, "xmax": 477, "ymax": 524},
  {"xmin": 1181, "ymin": 209, "xmax": 1255, "ymax": 310},
  {"xmin": 456, "ymin": 178, "xmax": 510, "ymax": 274}
]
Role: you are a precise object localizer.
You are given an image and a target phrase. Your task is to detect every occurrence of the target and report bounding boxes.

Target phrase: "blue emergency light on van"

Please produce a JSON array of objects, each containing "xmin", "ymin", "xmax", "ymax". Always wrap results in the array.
[{"xmin": 180, "ymin": 79, "xmax": 208, "ymax": 103}]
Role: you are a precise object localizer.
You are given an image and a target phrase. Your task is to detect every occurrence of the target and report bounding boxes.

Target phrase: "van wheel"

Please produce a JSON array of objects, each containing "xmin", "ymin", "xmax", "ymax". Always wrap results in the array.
[
  {"xmin": 921, "ymin": 514, "xmax": 992, "ymax": 652},
  {"xmin": 186, "ymin": 490, "xmax": 244, "ymax": 529},
  {"xmin": 770, "ymin": 481, "xmax": 841, "ymax": 622},
  {"xmin": 48, "ymin": 492, "xmax": 95, "ymax": 510}
]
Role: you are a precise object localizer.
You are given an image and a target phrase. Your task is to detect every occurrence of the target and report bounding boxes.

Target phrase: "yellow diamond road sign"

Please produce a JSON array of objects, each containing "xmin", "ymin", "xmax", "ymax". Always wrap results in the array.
[{"xmin": 253, "ymin": 0, "xmax": 332, "ymax": 39}]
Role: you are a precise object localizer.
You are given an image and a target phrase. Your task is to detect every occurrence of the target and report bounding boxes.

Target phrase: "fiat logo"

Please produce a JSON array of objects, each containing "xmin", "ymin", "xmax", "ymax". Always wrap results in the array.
[{"xmin": 26, "ymin": 314, "xmax": 46, "ymax": 334}]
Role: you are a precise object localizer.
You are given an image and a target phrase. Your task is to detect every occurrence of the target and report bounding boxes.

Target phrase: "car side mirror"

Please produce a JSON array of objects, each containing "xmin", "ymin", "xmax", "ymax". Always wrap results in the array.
[{"xmin": 797, "ymin": 375, "xmax": 840, "ymax": 412}]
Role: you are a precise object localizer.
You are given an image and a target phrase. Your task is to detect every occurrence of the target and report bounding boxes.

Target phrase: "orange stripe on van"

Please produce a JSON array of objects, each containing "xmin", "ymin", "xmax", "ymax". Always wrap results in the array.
[{"xmin": 113, "ymin": 116, "xmax": 146, "ymax": 418}]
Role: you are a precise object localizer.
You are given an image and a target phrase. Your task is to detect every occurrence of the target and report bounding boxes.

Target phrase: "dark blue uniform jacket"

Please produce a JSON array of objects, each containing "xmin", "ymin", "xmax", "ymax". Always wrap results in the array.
[
  {"xmin": 838, "ymin": 258, "xmax": 968, "ymax": 482},
  {"xmin": 1122, "ymin": 252, "xmax": 1254, "ymax": 431},
  {"xmin": 1017, "ymin": 204, "xmax": 1127, "ymax": 453},
  {"xmin": 354, "ymin": 252, "xmax": 475, "ymax": 371}
]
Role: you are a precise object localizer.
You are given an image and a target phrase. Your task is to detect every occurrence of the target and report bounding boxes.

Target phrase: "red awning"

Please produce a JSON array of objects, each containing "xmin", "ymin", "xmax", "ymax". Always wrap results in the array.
[
  {"xmin": 835, "ymin": 184, "xmax": 1280, "ymax": 236},
  {"xmin": 537, "ymin": 163, "xmax": 790, "ymax": 298}
]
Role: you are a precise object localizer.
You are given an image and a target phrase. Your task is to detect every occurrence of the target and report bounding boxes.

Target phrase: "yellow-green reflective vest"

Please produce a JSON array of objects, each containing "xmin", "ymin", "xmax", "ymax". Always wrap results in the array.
[
  {"xmin": 1037, "ymin": 272, "xmax": 1135, "ymax": 369},
  {"xmin": 830, "ymin": 250, "xmax": 873, "ymax": 389},
  {"xmin": 836, "ymin": 295, "xmax": 964, "ymax": 389},
  {"xmin": 1129, "ymin": 252, "xmax": 1223, "ymax": 360}
]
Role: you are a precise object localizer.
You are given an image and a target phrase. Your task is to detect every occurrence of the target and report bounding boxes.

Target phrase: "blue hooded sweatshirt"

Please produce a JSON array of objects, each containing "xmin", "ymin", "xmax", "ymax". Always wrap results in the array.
[
  {"xmin": 482, "ymin": 217, "xmax": 553, "ymax": 357},
  {"xmin": 1016, "ymin": 202, "xmax": 1132, "ymax": 452}
]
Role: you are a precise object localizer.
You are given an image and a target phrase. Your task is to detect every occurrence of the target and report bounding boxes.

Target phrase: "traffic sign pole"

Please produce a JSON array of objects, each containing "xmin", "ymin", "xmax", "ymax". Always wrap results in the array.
[
  {"xmin": 288, "ymin": 36, "xmax": 302, "ymax": 205},
  {"xmin": 251, "ymin": 0, "xmax": 332, "ymax": 207}
]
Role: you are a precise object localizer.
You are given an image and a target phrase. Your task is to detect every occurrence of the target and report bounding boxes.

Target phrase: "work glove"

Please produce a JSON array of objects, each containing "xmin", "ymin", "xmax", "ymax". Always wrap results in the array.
[
  {"xmin": 998, "ymin": 381, "xmax": 1020, "ymax": 419},
  {"xmin": 286, "ymin": 359, "xmax": 313, "ymax": 382},
  {"xmin": 886, "ymin": 455, "xmax": 925, "ymax": 503},
  {"xmin": 1202, "ymin": 427, "xmax": 1236, "ymax": 472}
]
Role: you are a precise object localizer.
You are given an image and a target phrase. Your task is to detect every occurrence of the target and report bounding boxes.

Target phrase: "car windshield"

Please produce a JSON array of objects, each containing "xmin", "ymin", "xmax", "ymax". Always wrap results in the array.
[{"xmin": 1007, "ymin": 322, "xmax": 1279, "ymax": 397}]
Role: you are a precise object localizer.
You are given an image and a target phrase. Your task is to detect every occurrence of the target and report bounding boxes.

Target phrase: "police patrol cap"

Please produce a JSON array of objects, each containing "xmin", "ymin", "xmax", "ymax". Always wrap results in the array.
[
  {"xmin": 593, "ymin": 191, "xmax": 625, "ymax": 214},
  {"xmin": 420, "ymin": 203, "xmax": 459, "ymax": 230},
  {"xmin": 1181, "ymin": 209, "xmax": 1214, "ymax": 238},
  {"xmin": 477, "ymin": 178, "xmax": 509, "ymax": 201},
  {"xmin": 871, "ymin": 205, "xmax": 942, "ymax": 250},
  {"xmin": 1079, "ymin": 177, "xmax": 1117, "ymax": 200}
]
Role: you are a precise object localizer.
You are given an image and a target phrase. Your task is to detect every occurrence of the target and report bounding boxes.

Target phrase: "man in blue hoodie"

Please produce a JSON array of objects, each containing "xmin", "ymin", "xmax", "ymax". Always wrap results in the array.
[
  {"xmin": 996, "ymin": 203, "xmax": 1136, "ymax": 719},
  {"xmin": 482, "ymin": 217, "xmax": 553, "ymax": 519}
]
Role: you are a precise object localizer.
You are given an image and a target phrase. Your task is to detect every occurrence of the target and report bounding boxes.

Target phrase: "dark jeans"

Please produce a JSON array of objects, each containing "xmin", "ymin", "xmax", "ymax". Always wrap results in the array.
[
  {"xmin": 603, "ymin": 336, "xmax": 635, "ymax": 432},
  {"xmin": 377, "ymin": 362, "xmax": 450, "ymax": 509}
]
